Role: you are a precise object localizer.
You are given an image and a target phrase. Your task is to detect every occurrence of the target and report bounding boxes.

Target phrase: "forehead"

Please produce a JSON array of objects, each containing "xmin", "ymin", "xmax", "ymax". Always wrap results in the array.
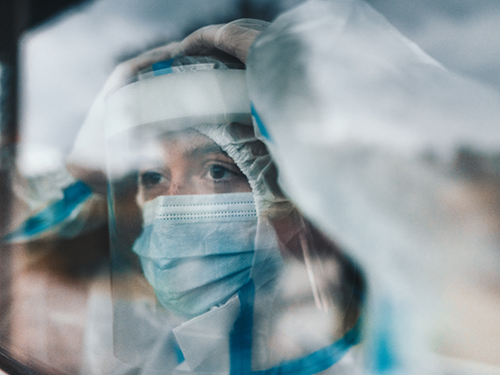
[
  {"xmin": 131, "ymin": 126, "xmax": 237, "ymax": 173},
  {"xmin": 132, "ymin": 128, "xmax": 231, "ymax": 170},
  {"xmin": 157, "ymin": 128, "xmax": 226, "ymax": 157}
]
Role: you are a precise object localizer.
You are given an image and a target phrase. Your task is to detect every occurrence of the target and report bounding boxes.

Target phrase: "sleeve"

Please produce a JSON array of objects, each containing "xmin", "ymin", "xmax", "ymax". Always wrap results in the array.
[
  {"xmin": 245, "ymin": 0, "xmax": 500, "ymax": 264},
  {"xmin": 6, "ymin": 164, "xmax": 107, "ymax": 242},
  {"xmin": 245, "ymin": 0, "xmax": 500, "ymax": 370}
]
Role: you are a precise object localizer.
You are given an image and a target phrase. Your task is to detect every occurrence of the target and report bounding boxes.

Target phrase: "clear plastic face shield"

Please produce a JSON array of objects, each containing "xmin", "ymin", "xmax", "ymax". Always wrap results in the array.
[{"xmin": 105, "ymin": 57, "xmax": 363, "ymax": 373}]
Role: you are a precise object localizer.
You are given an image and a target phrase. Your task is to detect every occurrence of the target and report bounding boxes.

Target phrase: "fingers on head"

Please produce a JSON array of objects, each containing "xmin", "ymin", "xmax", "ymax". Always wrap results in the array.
[
  {"xmin": 135, "ymin": 42, "xmax": 183, "ymax": 70},
  {"xmin": 181, "ymin": 24, "xmax": 224, "ymax": 56},
  {"xmin": 227, "ymin": 18, "xmax": 270, "ymax": 32},
  {"xmin": 214, "ymin": 23, "xmax": 265, "ymax": 63}
]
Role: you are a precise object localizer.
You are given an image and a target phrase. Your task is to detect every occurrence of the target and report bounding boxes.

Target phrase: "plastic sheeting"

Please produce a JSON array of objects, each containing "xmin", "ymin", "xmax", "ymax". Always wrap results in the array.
[
  {"xmin": 4, "ymin": 0, "xmax": 500, "ymax": 373},
  {"xmin": 247, "ymin": 0, "xmax": 500, "ymax": 373}
]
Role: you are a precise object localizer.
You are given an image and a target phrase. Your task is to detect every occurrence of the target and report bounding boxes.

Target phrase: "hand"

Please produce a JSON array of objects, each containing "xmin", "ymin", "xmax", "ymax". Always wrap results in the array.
[{"xmin": 181, "ymin": 19, "xmax": 269, "ymax": 64}]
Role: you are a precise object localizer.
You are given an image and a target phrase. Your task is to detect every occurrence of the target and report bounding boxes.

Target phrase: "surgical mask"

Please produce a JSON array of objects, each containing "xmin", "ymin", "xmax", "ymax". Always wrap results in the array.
[{"xmin": 132, "ymin": 192, "xmax": 258, "ymax": 319}]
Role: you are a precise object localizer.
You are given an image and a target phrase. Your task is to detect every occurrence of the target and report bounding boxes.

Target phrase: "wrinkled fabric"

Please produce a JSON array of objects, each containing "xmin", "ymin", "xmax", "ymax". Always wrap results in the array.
[
  {"xmin": 246, "ymin": 0, "xmax": 500, "ymax": 373},
  {"xmin": 195, "ymin": 122, "xmax": 292, "ymax": 216}
]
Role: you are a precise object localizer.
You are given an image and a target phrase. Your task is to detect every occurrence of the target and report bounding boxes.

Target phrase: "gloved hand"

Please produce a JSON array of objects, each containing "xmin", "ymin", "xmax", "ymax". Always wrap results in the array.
[
  {"xmin": 66, "ymin": 18, "xmax": 269, "ymax": 193},
  {"xmin": 181, "ymin": 19, "xmax": 269, "ymax": 64}
]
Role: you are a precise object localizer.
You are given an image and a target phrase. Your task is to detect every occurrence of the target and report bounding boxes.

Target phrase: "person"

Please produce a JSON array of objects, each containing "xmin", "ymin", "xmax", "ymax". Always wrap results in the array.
[
  {"xmin": 101, "ymin": 53, "xmax": 364, "ymax": 373},
  {"xmin": 9, "ymin": 24, "xmax": 364, "ymax": 374},
  {"xmin": 10, "ymin": 0, "xmax": 500, "ymax": 373}
]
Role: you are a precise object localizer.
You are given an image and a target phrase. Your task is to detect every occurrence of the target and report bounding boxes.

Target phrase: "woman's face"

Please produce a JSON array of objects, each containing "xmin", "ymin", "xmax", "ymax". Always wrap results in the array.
[{"xmin": 136, "ymin": 129, "xmax": 251, "ymax": 205}]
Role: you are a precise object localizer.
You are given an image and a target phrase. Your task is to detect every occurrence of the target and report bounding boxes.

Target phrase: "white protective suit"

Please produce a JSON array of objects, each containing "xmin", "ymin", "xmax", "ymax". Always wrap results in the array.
[
  {"xmin": 82, "ymin": 54, "xmax": 362, "ymax": 374},
  {"xmin": 9, "ymin": 0, "xmax": 500, "ymax": 374}
]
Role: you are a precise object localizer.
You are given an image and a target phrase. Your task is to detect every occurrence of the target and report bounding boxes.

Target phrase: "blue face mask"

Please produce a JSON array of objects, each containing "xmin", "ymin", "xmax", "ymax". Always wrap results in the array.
[
  {"xmin": 132, "ymin": 193, "xmax": 258, "ymax": 319},
  {"xmin": 131, "ymin": 192, "xmax": 361, "ymax": 374}
]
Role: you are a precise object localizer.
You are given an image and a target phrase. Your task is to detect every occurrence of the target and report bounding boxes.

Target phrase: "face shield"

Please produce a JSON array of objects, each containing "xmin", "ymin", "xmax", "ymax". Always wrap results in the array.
[{"xmin": 105, "ymin": 57, "xmax": 363, "ymax": 373}]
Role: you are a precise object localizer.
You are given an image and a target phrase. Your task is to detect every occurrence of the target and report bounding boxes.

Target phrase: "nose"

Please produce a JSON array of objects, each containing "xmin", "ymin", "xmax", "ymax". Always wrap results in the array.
[{"xmin": 167, "ymin": 172, "xmax": 196, "ymax": 196}]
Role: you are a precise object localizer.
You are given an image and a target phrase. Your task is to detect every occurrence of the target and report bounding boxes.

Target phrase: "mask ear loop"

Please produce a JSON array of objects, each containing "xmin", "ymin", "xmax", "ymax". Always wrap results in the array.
[
  {"xmin": 297, "ymin": 222, "xmax": 332, "ymax": 313},
  {"xmin": 270, "ymin": 208, "xmax": 336, "ymax": 314}
]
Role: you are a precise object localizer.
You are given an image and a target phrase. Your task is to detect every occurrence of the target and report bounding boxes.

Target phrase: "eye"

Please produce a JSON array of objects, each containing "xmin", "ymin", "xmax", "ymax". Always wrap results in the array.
[
  {"xmin": 140, "ymin": 171, "xmax": 163, "ymax": 187},
  {"xmin": 209, "ymin": 164, "xmax": 231, "ymax": 180}
]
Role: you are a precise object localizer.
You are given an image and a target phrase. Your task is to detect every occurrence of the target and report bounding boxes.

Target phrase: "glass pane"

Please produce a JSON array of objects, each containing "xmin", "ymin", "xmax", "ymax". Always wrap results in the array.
[{"xmin": 2, "ymin": 0, "xmax": 500, "ymax": 374}]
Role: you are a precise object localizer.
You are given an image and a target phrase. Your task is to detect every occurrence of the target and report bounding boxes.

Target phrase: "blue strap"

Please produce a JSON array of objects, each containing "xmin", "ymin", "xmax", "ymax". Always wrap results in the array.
[
  {"xmin": 173, "ymin": 338, "xmax": 185, "ymax": 365},
  {"xmin": 152, "ymin": 59, "xmax": 175, "ymax": 76},
  {"xmin": 230, "ymin": 278, "xmax": 362, "ymax": 375},
  {"xmin": 251, "ymin": 104, "xmax": 273, "ymax": 143},
  {"xmin": 3, "ymin": 181, "xmax": 92, "ymax": 241},
  {"xmin": 252, "ymin": 317, "xmax": 362, "ymax": 375},
  {"xmin": 230, "ymin": 279, "xmax": 256, "ymax": 374}
]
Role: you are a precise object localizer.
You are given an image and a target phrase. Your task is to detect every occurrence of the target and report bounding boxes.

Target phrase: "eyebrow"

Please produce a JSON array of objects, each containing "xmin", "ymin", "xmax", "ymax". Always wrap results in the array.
[{"xmin": 187, "ymin": 142, "xmax": 230, "ymax": 159}]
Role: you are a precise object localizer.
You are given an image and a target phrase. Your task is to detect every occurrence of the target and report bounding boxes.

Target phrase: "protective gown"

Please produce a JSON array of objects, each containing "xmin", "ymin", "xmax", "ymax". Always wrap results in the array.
[
  {"xmin": 84, "ymin": 55, "xmax": 361, "ymax": 374},
  {"xmin": 7, "ymin": 0, "xmax": 500, "ymax": 374}
]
